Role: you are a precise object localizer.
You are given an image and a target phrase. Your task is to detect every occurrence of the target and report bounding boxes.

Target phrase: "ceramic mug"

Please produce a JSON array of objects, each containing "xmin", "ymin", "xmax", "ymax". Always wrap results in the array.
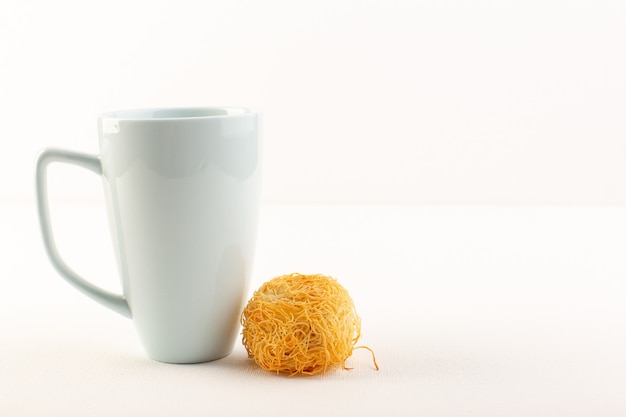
[{"xmin": 35, "ymin": 107, "xmax": 261, "ymax": 363}]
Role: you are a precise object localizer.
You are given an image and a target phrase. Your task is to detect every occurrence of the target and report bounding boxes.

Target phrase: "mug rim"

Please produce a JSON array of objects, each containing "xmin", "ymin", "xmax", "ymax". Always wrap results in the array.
[{"xmin": 98, "ymin": 106, "xmax": 256, "ymax": 121}]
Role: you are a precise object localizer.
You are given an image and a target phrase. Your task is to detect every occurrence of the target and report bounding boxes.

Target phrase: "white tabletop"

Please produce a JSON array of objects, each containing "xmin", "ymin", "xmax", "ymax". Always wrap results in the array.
[{"xmin": 1, "ymin": 202, "xmax": 625, "ymax": 416}]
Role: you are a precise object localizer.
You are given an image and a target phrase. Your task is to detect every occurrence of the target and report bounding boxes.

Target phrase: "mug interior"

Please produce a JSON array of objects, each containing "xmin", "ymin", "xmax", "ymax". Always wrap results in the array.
[{"xmin": 100, "ymin": 107, "xmax": 250, "ymax": 120}]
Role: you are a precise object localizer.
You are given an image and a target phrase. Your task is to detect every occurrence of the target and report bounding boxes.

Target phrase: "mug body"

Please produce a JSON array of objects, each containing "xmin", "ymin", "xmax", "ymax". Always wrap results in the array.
[{"xmin": 98, "ymin": 107, "xmax": 260, "ymax": 363}]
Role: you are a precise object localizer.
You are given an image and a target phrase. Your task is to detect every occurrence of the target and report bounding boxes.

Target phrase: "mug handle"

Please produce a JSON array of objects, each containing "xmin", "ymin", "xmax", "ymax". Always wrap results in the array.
[{"xmin": 35, "ymin": 148, "xmax": 131, "ymax": 318}]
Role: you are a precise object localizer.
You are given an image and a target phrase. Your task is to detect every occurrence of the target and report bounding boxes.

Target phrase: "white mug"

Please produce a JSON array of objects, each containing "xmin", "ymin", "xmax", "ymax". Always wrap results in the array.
[{"xmin": 35, "ymin": 107, "xmax": 261, "ymax": 363}]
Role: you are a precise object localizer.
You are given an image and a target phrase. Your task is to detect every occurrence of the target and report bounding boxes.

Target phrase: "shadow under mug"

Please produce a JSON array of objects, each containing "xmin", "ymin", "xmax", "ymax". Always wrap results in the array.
[{"xmin": 35, "ymin": 107, "xmax": 261, "ymax": 363}]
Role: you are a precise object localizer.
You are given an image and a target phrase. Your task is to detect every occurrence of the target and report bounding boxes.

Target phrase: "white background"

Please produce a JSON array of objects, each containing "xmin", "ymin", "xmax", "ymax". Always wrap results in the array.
[
  {"xmin": 1, "ymin": 0, "xmax": 625, "ymax": 205},
  {"xmin": 2, "ymin": 2, "xmax": 626, "ymax": 415}
]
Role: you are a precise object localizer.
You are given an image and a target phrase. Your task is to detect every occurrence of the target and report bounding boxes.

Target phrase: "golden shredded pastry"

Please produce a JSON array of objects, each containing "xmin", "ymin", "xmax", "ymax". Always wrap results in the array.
[{"xmin": 241, "ymin": 273, "xmax": 378, "ymax": 376}]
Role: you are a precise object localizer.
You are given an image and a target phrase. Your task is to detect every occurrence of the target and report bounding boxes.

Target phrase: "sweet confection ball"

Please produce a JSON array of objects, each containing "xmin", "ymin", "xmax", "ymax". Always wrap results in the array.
[{"xmin": 241, "ymin": 273, "xmax": 364, "ymax": 376}]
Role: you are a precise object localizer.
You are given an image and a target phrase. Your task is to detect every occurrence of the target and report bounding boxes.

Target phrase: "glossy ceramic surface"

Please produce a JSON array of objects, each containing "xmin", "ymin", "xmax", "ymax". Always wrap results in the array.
[{"xmin": 36, "ymin": 107, "xmax": 261, "ymax": 363}]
